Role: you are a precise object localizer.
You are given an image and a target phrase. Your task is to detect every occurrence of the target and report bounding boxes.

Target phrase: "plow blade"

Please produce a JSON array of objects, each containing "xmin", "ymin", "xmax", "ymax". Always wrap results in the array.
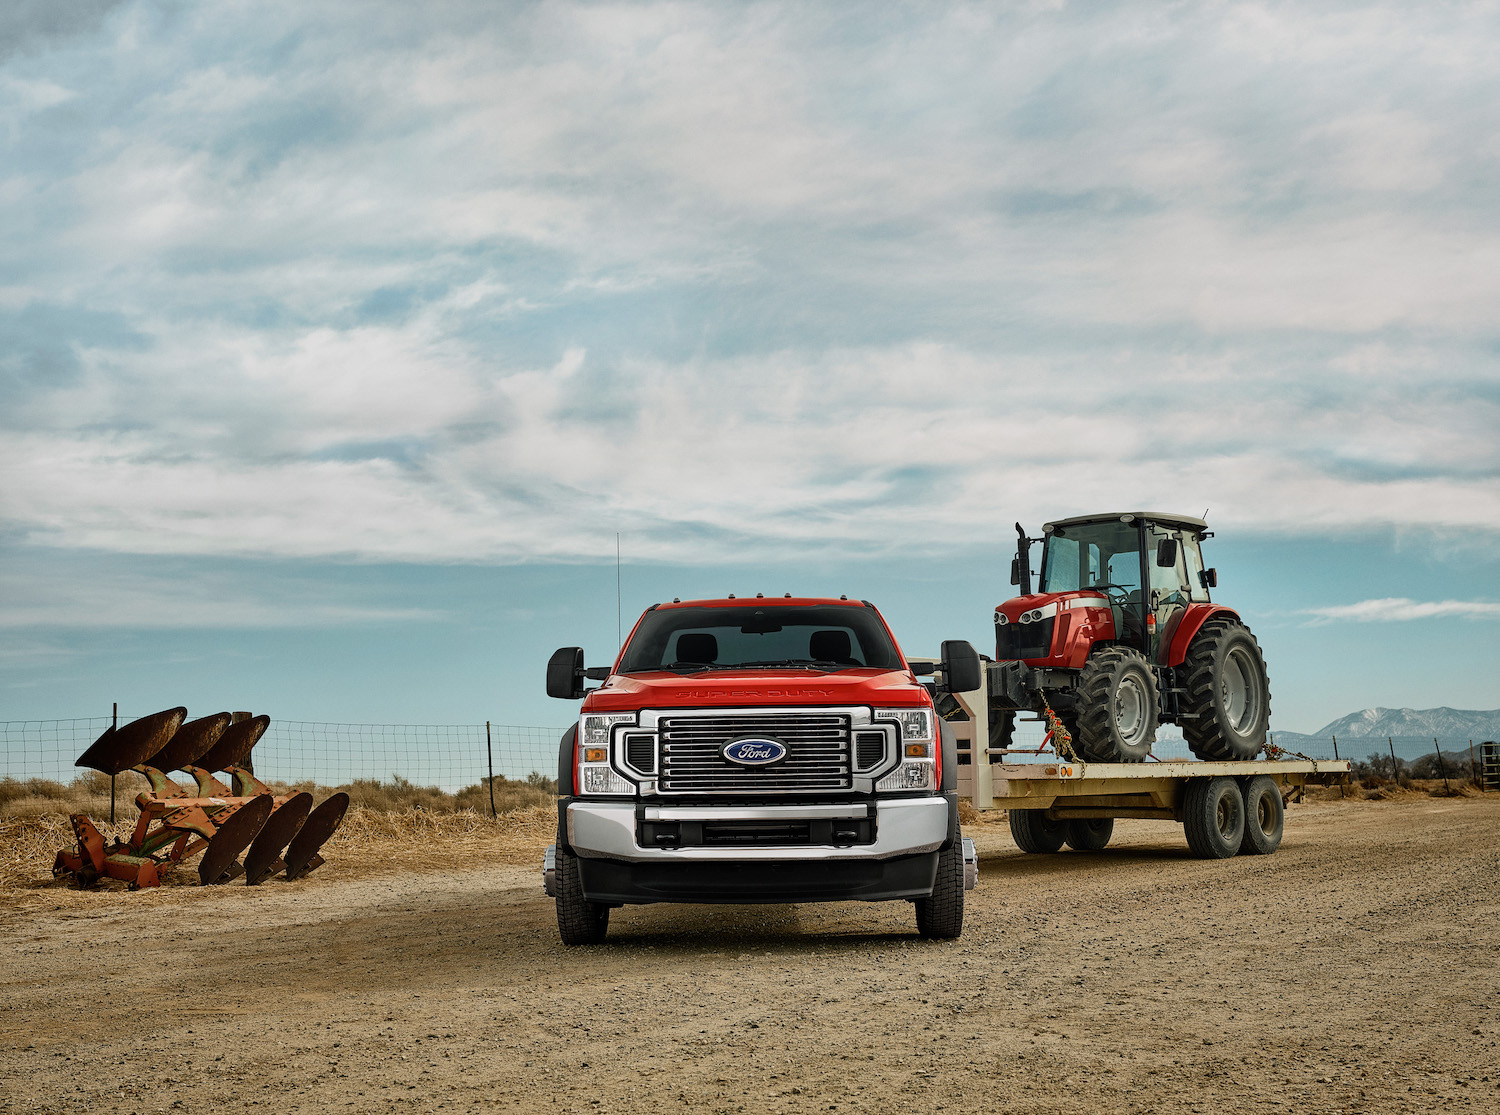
[
  {"xmin": 148, "ymin": 712, "xmax": 232, "ymax": 774},
  {"xmin": 198, "ymin": 794, "xmax": 274, "ymax": 886},
  {"xmin": 195, "ymin": 715, "xmax": 270, "ymax": 774},
  {"xmin": 76, "ymin": 708, "xmax": 188, "ymax": 775},
  {"xmin": 244, "ymin": 793, "xmax": 313, "ymax": 886},
  {"xmin": 284, "ymin": 792, "xmax": 349, "ymax": 881}
]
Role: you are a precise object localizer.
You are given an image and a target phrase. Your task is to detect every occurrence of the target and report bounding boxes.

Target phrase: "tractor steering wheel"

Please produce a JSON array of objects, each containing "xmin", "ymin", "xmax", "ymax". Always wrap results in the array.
[{"xmin": 1088, "ymin": 583, "xmax": 1132, "ymax": 606}]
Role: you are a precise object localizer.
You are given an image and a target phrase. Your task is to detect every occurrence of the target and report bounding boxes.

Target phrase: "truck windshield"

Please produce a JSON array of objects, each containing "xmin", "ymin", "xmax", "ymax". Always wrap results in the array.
[
  {"xmin": 1040, "ymin": 521, "xmax": 1141, "ymax": 598},
  {"xmin": 616, "ymin": 605, "xmax": 903, "ymax": 673}
]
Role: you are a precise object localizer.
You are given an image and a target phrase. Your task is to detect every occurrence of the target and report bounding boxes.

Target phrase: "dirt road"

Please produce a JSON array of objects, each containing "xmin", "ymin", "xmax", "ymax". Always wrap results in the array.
[{"xmin": 2, "ymin": 797, "xmax": 1497, "ymax": 1114}]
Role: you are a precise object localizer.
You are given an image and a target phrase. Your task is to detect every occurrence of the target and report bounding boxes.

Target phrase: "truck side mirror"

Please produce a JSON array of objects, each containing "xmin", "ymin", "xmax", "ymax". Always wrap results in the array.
[
  {"xmin": 940, "ymin": 640, "xmax": 982, "ymax": 694},
  {"xmin": 1009, "ymin": 556, "xmax": 1021, "ymax": 586},
  {"xmin": 1155, "ymin": 537, "xmax": 1179, "ymax": 567},
  {"xmin": 546, "ymin": 647, "xmax": 587, "ymax": 699},
  {"xmin": 1199, "ymin": 568, "xmax": 1218, "ymax": 589}
]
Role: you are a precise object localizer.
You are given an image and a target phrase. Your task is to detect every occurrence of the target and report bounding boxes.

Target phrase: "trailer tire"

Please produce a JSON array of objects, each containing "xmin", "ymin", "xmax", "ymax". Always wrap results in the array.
[
  {"xmin": 1009, "ymin": 809, "xmax": 1067, "ymax": 853},
  {"xmin": 555, "ymin": 847, "xmax": 609, "ymax": 946},
  {"xmin": 915, "ymin": 813, "xmax": 965, "ymax": 939},
  {"xmin": 1181, "ymin": 620, "xmax": 1270, "ymax": 761},
  {"xmin": 1064, "ymin": 818, "xmax": 1114, "ymax": 851},
  {"xmin": 1182, "ymin": 776, "xmax": 1245, "ymax": 859},
  {"xmin": 1239, "ymin": 775, "xmax": 1284, "ymax": 855},
  {"xmin": 1074, "ymin": 647, "xmax": 1157, "ymax": 762}
]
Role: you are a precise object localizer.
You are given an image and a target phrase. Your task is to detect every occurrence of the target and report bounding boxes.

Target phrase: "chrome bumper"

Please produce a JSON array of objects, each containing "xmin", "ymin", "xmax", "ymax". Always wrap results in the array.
[{"xmin": 566, "ymin": 797, "xmax": 949, "ymax": 863}]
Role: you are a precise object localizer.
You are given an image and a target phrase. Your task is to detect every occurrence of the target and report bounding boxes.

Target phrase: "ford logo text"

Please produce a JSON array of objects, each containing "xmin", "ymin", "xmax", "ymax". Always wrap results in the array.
[{"xmin": 721, "ymin": 737, "xmax": 789, "ymax": 766}]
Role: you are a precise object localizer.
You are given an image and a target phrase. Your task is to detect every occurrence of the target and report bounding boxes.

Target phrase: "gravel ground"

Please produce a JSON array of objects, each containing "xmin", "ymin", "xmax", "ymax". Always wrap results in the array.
[{"xmin": 1, "ymin": 795, "xmax": 1497, "ymax": 1115}]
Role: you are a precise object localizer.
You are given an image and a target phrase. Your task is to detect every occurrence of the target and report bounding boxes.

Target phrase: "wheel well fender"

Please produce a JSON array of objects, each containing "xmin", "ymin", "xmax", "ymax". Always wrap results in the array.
[
  {"xmin": 557, "ymin": 723, "xmax": 578, "ymax": 796},
  {"xmin": 1165, "ymin": 604, "xmax": 1241, "ymax": 667},
  {"xmin": 939, "ymin": 719, "xmax": 958, "ymax": 794}
]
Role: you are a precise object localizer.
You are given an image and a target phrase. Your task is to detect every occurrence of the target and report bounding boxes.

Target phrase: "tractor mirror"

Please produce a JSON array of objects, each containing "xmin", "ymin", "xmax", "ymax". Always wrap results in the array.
[
  {"xmin": 1200, "ymin": 568, "xmax": 1218, "ymax": 589},
  {"xmin": 546, "ymin": 647, "xmax": 587, "ymax": 699},
  {"xmin": 1009, "ymin": 557, "xmax": 1021, "ymax": 585},
  {"xmin": 1155, "ymin": 537, "xmax": 1179, "ymax": 567},
  {"xmin": 940, "ymin": 640, "xmax": 982, "ymax": 694}
]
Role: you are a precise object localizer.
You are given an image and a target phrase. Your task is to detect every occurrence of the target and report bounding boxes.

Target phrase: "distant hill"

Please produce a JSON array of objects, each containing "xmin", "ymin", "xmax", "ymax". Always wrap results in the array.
[{"xmin": 1277, "ymin": 706, "xmax": 1500, "ymax": 742}]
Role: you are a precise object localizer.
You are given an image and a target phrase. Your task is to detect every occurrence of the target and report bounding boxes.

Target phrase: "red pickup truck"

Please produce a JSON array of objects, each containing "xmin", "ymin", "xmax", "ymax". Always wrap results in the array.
[{"xmin": 543, "ymin": 596, "xmax": 981, "ymax": 944}]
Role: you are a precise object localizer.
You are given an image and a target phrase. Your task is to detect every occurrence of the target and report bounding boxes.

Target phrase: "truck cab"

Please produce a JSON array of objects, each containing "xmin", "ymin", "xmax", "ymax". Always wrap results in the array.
[{"xmin": 543, "ymin": 596, "xmax": 981, "ymax": 944}]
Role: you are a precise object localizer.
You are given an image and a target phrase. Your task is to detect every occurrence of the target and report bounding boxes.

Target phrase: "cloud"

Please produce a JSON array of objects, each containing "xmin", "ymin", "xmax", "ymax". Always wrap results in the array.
[
  {"xmin": 2, "ymin": 2, "xmax": 1498, "ymax": 565},
  {"xmin": 1303, "ymin": 598, "xmax": 1500, "ymax": 624}
]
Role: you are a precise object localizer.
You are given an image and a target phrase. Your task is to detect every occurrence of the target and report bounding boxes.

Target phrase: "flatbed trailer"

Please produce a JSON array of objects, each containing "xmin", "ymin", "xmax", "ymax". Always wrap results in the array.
[{"xmin": 914, "ymin": 657, "xmax": 1352, "ymax": 859}]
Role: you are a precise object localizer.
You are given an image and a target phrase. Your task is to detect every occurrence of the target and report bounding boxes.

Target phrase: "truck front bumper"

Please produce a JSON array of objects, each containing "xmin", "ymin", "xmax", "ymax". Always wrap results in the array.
[{"xmin": 566, "ymin": 797, "xmax": 950, "ymax": 905}]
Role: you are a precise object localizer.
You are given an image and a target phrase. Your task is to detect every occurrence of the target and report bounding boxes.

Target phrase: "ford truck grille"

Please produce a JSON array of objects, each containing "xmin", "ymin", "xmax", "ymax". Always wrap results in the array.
[{"xmin": 657, "ymin": 712, "xmax": 851, "ymax": 794}]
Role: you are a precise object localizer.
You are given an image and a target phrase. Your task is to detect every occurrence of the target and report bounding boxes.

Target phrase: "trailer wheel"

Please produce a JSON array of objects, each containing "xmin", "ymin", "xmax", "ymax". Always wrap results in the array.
[
  {"xmin": 1009, "ymin": 809, "xmax": 1067, "ymax": 853},
  {"xmin": 1064, "ymin": 818, "xmax": 1114, "ymax": 851},
  {"xmin": 1074, "ymin": 647, "xmax": 1157, "ymax": 762},
  {"xmin": 555, "ymin": 846, "xmax": 609, "ymax": 945},
  {"xmin": 1181, "ymin": 620, "xmax": 1270, "ymax": 761},
  {"xmin": 1238, "ymin": 775, "xmax": 1284, "ymax": 855},
  {"xmin": 915, "ymin": 837, "xmax": 965, "ymax": 940},
  {"xmin": 1182, "ymin": 776, "xmax": 1245, "ymax": 859}
]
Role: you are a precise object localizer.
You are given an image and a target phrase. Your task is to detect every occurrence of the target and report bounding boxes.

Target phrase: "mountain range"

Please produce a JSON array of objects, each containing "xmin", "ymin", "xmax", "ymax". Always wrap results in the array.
[{"xmin": 1276, "ymin": 707, "xmax": 1500, "ymax": 741}]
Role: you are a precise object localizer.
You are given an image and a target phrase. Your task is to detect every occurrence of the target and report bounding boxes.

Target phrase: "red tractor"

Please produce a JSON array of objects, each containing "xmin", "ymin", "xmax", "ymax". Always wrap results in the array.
[{"xmin": 989, "ymin": 511, "xmax": 1270, "ymax": 763}]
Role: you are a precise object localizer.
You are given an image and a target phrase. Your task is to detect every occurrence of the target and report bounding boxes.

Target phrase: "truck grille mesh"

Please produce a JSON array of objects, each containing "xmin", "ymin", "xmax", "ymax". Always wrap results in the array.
[{"xmin": 657, "ymin": 712, "xmax": 851, "ymax": 794}]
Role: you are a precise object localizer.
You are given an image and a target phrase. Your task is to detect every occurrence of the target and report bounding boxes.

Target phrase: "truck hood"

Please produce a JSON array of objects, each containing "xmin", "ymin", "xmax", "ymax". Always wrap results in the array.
[{"xmin": 580, "ymin": 667, "xmax": 929, "ymax": 713}]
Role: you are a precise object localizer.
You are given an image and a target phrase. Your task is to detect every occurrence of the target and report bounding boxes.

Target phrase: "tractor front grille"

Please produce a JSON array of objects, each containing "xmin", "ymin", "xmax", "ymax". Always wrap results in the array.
[
  {"xmin": 995, "ymin": 617, "xmax": 1054, "ymax": 662},
  {"xmin": 657, "ymin": 712, "xmax": 851, "ymax": 794}
]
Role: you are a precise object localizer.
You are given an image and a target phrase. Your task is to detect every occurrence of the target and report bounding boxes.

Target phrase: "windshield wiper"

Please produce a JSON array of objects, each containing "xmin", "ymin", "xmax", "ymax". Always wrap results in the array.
[{"xmin": 731, "ymin": 659, "xmax": 855, "ymax": 671}]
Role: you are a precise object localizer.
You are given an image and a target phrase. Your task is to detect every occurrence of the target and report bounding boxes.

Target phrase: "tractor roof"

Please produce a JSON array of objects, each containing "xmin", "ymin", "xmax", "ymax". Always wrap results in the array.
[{"xmin": 1043, "ymin": 511, "xmax": 1209, "ymax": 533}]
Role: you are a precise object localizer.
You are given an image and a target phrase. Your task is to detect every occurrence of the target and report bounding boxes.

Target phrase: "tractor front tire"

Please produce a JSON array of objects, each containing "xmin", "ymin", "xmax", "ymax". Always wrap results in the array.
[
  {"xmin": 1074, "ymin": 647, "xmax": 1157, "ymax": 762},
  {"xmin": 989, "ymin": 710, "xmax": 1016, "ymax": 763},
  {"xmin": 1181, "ymin": 620, "xmax": 1270, "ymax": 761},
  {"xmin": 555, "ymin": 847, "xmax": 610, "ymax": 946},
  {"xmin": 1009, "ymin": 809, "xmax": 1067, "ymax": 853}
]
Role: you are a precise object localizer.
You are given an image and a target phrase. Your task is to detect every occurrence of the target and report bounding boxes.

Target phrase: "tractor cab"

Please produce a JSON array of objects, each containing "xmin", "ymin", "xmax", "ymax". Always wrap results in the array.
[{"xmin": 1019, "ymin": 512, "xmax": 1216, "ymax": 663}]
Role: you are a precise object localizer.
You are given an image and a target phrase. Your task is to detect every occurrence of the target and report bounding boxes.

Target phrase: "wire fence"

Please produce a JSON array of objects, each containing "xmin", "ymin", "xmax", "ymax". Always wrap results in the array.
[
  {"xmin": 0, "ymin": 717, "xmax": 566, "ymax": 793},
  {"xmin": 2, "ymin": 715, "xmax": 1491, "ymax": 790}
]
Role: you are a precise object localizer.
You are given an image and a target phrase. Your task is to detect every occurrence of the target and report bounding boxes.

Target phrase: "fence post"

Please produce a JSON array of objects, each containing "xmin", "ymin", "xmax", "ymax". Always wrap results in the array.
[
  {"xmin": 110, "ymin": 701, "xmax": 118, "ymax": 825},
  {"xmin": 1389, "ymin": 737, "xmax": 1400, "ymax": 786},
  {"xmin": 1332, "ymin": 735, "xmax": 1343, "ymax": 797},
  {"xmin": 1434, "ymin": 738, "xmax": 1449, "ymax": 793},
  {"xmin": 1470, "ymin": 740, "xmax": 1478, "ymax": 787},
  {"xmin": 486, "ymin": 721, "xmax": 496, "ymax": 819}
]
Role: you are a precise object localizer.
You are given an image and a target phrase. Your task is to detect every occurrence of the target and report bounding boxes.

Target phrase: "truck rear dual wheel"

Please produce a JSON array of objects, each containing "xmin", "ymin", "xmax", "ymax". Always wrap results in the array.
[
  {"xmin": 1008, "ymin": 809, "xmax": 1067, "ymax": 853},
  {"xmin": 1074, "ymin": 647, "xmax": 1157, "ymax": 763},
  {"xmin": 1181, "ymin": 620, "xmax": 1271, "ymax": 761},
  {"xmin": 555, "ymin": 846, "xmax": 610, "ymax": 945},
  {"xmin": 916, "ymin": 812, "xmax": 965, "ymax": 940}
]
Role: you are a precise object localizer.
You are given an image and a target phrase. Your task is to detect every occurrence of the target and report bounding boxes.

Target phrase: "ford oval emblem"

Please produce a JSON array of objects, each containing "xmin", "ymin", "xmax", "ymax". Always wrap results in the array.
[{"xmin": 721, "ymin": 737, "xmax": 788, "ymax": 766}]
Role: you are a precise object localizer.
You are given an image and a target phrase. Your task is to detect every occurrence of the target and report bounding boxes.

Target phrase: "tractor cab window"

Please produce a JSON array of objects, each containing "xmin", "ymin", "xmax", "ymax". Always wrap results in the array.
[
  {"xmin": 1182, "ymin": 535, "xmax": 1211, "ymax": 603},
  {"xmin": 1146, "ymin": 525, "xmax": 1192, "ymax": 606},
  {"xmin": 1041, "ymin": 521, "xmax": 1141, "ymax": 601}
]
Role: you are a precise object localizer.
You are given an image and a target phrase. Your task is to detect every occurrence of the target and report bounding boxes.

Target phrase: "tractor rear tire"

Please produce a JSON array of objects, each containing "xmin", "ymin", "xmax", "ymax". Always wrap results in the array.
[
  {"xmin": 1239, "ymin": 775, "xmax": 1284, "ymax": 855},
  {"xmin": 1064, "ymin": 818, "xmax": 1114, "ymax": 851},
  {"xmin": 1009, "ymin": 809, "xmax": 1067, "ymax": 853},
  {"xmin": 555, "ymin": 847, "xmax": 610, "ymax": 946},
  {"xmin": 1181, "ymin": 620, "xmax": 1271, "ymax": 761},
  {"xmin": 1182, "ymin": 776, "xmax": 1245, "ymax": 859},
  {"xmin": 1074, "ymin": 647, "xmax": 1157, "ymax": 762}
]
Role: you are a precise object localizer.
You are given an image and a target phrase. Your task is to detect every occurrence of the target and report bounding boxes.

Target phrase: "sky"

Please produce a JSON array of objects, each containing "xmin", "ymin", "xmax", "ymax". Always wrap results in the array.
[{"xmin": 2, "ymin": 0, "xmax": 1497, "ymax": 735}]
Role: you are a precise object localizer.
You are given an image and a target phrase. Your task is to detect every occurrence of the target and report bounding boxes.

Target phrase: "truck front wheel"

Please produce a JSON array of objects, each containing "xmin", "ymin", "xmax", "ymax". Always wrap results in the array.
[
  {"xmin": 555, "ymin": 847, "xmax": 610, "ymax": 945},
  {"xmin": 915, "ymin": 839, "xmax": 965, "ymax": 940}
]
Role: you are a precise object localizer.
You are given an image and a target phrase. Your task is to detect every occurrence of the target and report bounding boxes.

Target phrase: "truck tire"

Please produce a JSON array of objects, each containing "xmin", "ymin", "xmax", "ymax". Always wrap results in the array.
[
  {"xmin": 1182, "ymin": 776, "xmax": 1245, "ymax": 859},
  {"xmin": 1074, "ymin": 647, "xmax": 1157, "ymax": 762},
  {"xmin": 1064, "ymin": 818, "xmax": 1114, "ymax": 851},
  {"xmin": 1239, "ymin": 775, "xmax": 1284, "ymax": 855},
  {"xmin": 555, "ymin": 846, "xmax": 609, "ymax": 946},
  {"xmin": 1180, "ymin": 620, "xmax": 1270, "ymax": 761},
  {"xmin": 915, "ymin": 822, "xmax": 965, "ymax": 940},
  {"xmin": 1008, "ymin": 809, "xmax": 1067, "ymax": 853}
]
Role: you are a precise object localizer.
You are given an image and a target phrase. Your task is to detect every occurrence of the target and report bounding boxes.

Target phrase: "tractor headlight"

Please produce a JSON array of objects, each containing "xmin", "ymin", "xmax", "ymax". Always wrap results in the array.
[
  {"xmin": 874, "ymin": 707, "xmax": 935, "ymax": 793},
  {"xmin": 577, "ymin": 713, "xmax": 637, "ymax": 797}
]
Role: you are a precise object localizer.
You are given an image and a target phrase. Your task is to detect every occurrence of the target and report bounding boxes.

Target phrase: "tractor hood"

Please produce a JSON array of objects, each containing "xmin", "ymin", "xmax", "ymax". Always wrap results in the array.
[
  {"xmin": 580, "ymin": 667, "xmax": 929, "ymax": 713},
  {"xmin": 995, "ymin": 590, "xmax": 1114, "ymax": 624}
]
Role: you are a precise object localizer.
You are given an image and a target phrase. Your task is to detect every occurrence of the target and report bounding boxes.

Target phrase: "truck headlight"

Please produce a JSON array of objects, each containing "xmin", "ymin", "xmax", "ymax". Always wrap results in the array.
[
  {"xmin": 874, "ymin": 707, "xmax": 935, "ymax": 792},
  {"xmin": 577, "ymin": 713, "xmax": 637, "ymax": 797}
]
